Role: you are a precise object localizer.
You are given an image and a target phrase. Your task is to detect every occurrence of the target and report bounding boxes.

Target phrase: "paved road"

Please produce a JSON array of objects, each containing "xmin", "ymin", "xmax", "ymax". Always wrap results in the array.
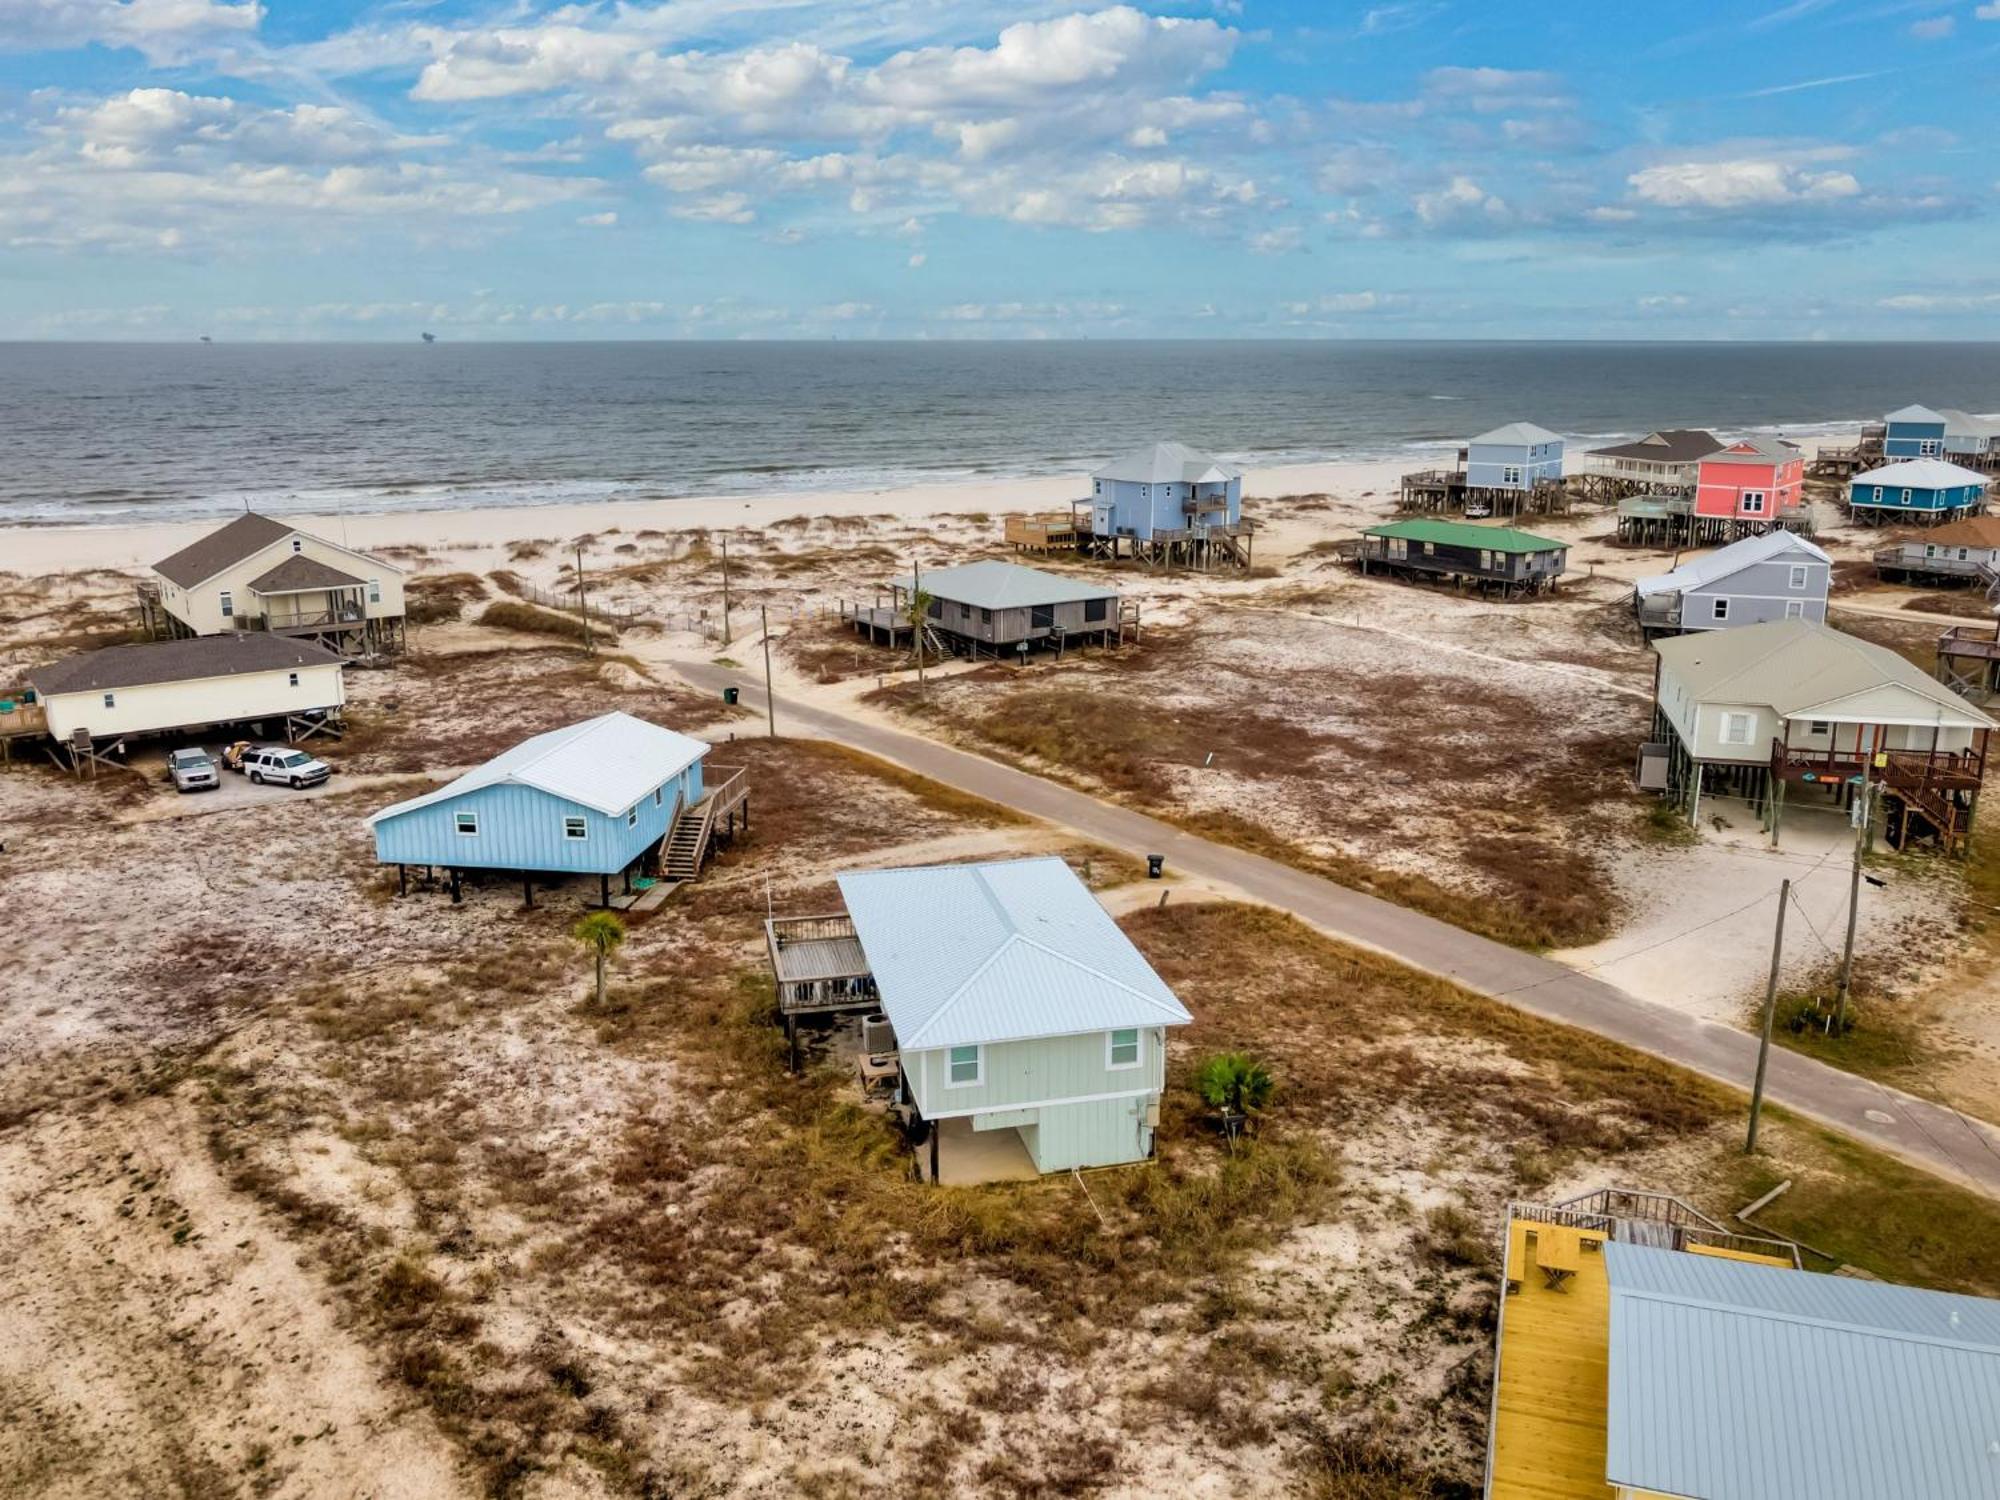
[{"xmin": 682, "ymin": 662, "xmax": 2000, "ymax": 1199}]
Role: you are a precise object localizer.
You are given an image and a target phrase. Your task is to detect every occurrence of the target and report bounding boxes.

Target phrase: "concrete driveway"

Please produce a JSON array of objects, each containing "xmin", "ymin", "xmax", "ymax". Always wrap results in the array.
[{"xmin": 120, "ymin": 741, "xmax": 345, "ymax": 821}]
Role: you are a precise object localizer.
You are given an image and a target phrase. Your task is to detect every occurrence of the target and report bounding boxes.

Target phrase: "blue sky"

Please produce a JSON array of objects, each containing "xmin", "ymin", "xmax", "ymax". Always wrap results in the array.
[{"xmin": 2, "ymin": 0, "xmax": 1998, "ymax": 339}]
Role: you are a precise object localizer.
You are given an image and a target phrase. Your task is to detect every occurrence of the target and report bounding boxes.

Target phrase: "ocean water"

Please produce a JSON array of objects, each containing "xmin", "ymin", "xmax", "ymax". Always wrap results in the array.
[{"xmin": 1, "ymin": 340, "xmax": 1996, "ymax": 526}]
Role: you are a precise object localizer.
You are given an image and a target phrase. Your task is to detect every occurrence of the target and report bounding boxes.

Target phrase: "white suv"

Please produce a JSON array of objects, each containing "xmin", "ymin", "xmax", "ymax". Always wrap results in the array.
[{"xmin": 239, "ymin": 746, "xmax": 332, "ymax": 789}]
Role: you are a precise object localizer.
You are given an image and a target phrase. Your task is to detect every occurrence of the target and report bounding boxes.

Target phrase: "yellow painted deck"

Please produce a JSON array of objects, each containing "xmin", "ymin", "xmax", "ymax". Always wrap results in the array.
[
  {"xmin": 1685, "ymin": 1241, "xmax": 1793, "ymax": 1268},
  {"xmin": 1489, "ymin": 1220, "xmax": 1616, "ymax": 1500}
]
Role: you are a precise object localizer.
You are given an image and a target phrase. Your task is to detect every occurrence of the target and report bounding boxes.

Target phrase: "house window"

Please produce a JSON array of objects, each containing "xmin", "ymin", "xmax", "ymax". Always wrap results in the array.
[
  {"xmin": 1107, "ymin": 1028, "xmax": 1140, "ymax": 1069},
  {"xmin": 653, "ymin": 786, "xmax": 662, "ymax": 806},
  {"xmin": 1084, "ymin": 597, "xmax": 1107, "ymax": 623},
  {"xmin": 563, "ymin": 816, "xmax": 588, "ymax": 839},
  {"xmin": 1741, "ymin": 492, "xmax": 1765, "ymax": 515},
  {"xmin": 1712, "ymin": 598, "xmax": 1730, "ymax": 621},
  {"xmin": 926, "ymin": 598, "xmax": 942, "ymax": 619},
  {"xmin": 1872, "ymin": 486, "xmax": 1884, "ymax": 502},
  {"xmin": 1503, "ymin": 465, "xmax": 1523, "ymax": 485},
  {"xmin": 102, "ymin": 691, "xmax": 116, "ymax": 709},
  {"xmin": 1786, "ymin": 600, "xmax": 1805, "ymax": 619},
  {"xmin": 947, "ymin": 1045, "xmax": 982, "ymax": 1087},
  {"xmin": 291, "ymin": 538, "xmax": 303, "ymax": 552},
  {"xmin": 368, "ymin": 578, "xmax": 381, "ymax": 604},
  {"xmin": 454, "ymin": 812, "xmax": 479, "ymax": 836},
  {"xmin": 1031, "ymin": 603, "xmax": 1055, "ymax": 630},
  {"xmin": 1810, "ymin": 721, "xmax": 1830, "ymax": 736},
  {"xmin": 1788, "ymin": 565, "xmax": 1807, "ymax": 589},
  {"xmin": 1479, "ymin": 549, "xmax": 1494, "ymax": 571},
  {"xmin": 1422, "ymin": 541, "xmax": 1436, "ymax": 556},
  {"xmin": 219, "ymin": 591, "xmax": 233, "ymax": 618},
  {"xmin": 1960, "ymin": 548, "xmax": 1971, "ymax": 561},
  {"xmin": 627, "ymin": 806, "xmax": 638, "ymax": 828},
  {"xmin": 1720, "ymin": 713, "xmax": 1754, "ymax": 746},
  {"xmin": 1920, "ymin": 439, "xmax": 1942, "ymax": 457},
  {"xmin": 1900, "ymin": 489, "xmax": 1913, "ymax": 505},
  {"xmin": 288, "ymin": 672, "xmax": 299, "ymax": 687},
  {"xmin": 980, "ymin": 608, "xmax": 992, "ymax": 624}
]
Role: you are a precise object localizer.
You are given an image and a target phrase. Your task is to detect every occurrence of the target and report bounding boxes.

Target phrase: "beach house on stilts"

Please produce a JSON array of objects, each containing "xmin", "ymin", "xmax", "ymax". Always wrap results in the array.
[
  {"xmin": 765, "ymin": 857, "xmax": 1192, "ymax": 1184},
  {"xmin": 368, "ymin": 711, "xmax": 745, "ymax": 909},
  {"xmin": 1642, "ymin": 619, "xmax": 1994, "ymax": 852},
  {"xmin": 1004, "ymin": 441, "xmax": 1253, "ymax": 568},
  {"xmin": 138, "ymin": 511, "xmax": 408, "ymax": 656}
]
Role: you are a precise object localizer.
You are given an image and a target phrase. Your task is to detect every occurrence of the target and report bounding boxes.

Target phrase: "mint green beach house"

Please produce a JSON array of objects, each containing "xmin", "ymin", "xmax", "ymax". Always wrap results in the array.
[{"xmin": 836, "ymin": 857, "xmax": 1193, "ymax": 1186}]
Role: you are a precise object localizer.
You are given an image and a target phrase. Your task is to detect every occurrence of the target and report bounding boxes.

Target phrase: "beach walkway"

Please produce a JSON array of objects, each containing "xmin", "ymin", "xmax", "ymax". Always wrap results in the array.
[{"xmin": 676, "ymin": 660, "xmax": 2000, "ymax": 1201}]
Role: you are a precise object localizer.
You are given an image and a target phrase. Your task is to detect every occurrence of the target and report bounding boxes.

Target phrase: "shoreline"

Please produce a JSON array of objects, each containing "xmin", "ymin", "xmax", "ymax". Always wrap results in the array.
[{"xmin": 0, "ymin": 457, "xmax": 1428, "ymax": 574}]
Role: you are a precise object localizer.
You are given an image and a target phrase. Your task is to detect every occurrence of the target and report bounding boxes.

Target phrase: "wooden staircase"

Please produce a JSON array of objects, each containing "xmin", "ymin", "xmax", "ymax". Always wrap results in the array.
[{"xmin": 658, "ymin": 766, "xmax": 749, "ymax": 882}]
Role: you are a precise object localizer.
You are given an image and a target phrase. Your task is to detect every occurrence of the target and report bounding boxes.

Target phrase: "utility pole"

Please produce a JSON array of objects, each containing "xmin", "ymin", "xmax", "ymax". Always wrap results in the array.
[
  {"xmin": 1835, "ymin": 778, "xmax": 1868, "ymax": 1029},
  {"xmin": 760, "ymin": 604, "xmax": 775, "ymax": 738},
  {"xmin": 574, "ymin": 543, "xmax": 594, "ymax": 656},
  {"xmin": 720, "ymin": 536, "xmax": 732, "ymax": 648},
  {"xmin": 1746, "ymin": 878, "xmax": 1790, "ymax": 1154}
]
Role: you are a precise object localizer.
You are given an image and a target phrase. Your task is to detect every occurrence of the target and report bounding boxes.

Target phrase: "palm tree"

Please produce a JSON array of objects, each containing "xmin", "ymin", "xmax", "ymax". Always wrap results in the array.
[
  {"xmin": 573, "ymin": 910, "xmax": 627, "ymax": 1008},
  {"xmin": 1194, "ymin": 1052, "xmax": 1274, "ymax": 1146}
]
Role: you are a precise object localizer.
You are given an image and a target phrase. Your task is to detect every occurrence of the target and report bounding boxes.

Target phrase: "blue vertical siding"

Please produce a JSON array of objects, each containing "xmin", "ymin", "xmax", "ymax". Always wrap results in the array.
[
  {"xmin": 1465, "ymin": 439, "xmax": 1564, "ymax": 491},
  {"xmin": 1848, "ymin": 480, "xmax": 1986, "ymax": 515},
  {"xmin": 373, "ymin": 761, "xmax": 699, "ymax": 872},
  {"xmin": 1089, "ymin": 476, "xmax": 1242, "ymax": 539},
  {"xmin": 1884, "ymin": 418, "xmax": 1947, "ymax": 458}
]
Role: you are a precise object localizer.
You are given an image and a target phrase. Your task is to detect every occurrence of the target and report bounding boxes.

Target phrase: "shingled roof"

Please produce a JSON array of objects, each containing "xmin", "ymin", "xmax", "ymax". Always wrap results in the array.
[
  {"xmin": 152, "ymin": 512, "xmax": 296, "ymax": 588},
  {"xmin": 29, "ymin": 634, "xmax": 345, "ymax": 696},
  {"xmin": 248, "ymin": 554, "xmax": 366, "ymax": 594},
  {"xmin": 1586, "ymin": 429, "xmax": 1724, "ymax": 463}
]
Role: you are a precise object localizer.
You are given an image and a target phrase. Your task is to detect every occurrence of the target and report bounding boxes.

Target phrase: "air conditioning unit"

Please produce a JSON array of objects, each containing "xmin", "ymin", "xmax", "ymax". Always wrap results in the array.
[
  {"xmin": 1635, "ymin": 741, "xmax": 1671, "ymax": 791},
  {"xmin": 861, "ymin": 1013, "xmax": 896, "ymax": 1055}
]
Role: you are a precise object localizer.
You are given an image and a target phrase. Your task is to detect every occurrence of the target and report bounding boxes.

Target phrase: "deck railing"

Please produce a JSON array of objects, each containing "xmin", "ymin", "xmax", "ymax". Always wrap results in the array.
[
  {"xmin": 704, "ymin": 764, "xmax": 749, "ymax": 819},
  {"xmin": 1939, "ymin": 624, "xmax": 2000, "ymax": 662},
  {"xmin": 0, "ymin": 698, "xmax": 47, "ymax": 739}
]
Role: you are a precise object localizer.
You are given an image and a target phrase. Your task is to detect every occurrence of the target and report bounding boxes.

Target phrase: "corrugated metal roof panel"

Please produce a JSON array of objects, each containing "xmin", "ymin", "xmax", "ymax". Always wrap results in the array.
[
  {"xmin": 368, "ymin": 711, "xmax": 708, "ymax": 823},
  {"xmin": 1604, "ymin": 1242, "xmax": 2000, "ymax": 1500},
  {"xmin": 889, "ymin": 559, "xmax": 1118, "ymax": 610},
  {"xmin": 1634, "ymin": 529, "xmax": 1830, "ymax": 598},
  {"xmin": 1653, "ymin": 620, "xmax": 1996, "ymax": 728},
  {"xmin": 1469, "ymin": 421, "xmax": 1562, "ymax": 447},
  {"xmin": 1091, "ymin": 440, "xmax": 1242, "ymax": 485},
  {"xmin": 1362, "ymin": 517, "xmax": 1567, "ymax": 554},
  {"xmin": 835, "ymin": 857, "xmax": 1192, "ymax": 1050},
  {"xmin": 1851, "ymin": 458, "xmax": 1990, "ymax": 491}
]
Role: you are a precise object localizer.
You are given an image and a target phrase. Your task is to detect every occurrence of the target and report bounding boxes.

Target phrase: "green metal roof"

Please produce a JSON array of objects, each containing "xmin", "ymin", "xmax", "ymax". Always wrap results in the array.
[{"xmin": 1361, "ymin": 517, "xmax": 1568, "ymax": 554}]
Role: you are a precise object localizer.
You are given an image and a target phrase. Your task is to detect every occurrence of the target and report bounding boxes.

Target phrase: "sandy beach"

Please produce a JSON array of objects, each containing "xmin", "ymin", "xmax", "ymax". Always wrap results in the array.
[{"xmin": 0, "ymin": 457, "xmax": 1425, "ymax": 575}]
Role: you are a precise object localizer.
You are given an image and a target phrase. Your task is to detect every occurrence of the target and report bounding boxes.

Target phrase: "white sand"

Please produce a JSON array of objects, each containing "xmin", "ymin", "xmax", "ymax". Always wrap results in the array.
[{"xmin": 0, "ymin": 457, "xmax": 1425, "ymax": 575}]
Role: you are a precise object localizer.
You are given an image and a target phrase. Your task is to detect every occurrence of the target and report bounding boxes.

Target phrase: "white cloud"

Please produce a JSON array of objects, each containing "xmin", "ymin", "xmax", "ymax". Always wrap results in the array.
[
  {"xmin": 670, "ymin": 191, "xmax": 755, "ymax": 223},
  {"xmin": 1909, "ymin": 13, "xmax": 1955, "ymax": 38},
  {"xmin": 1284, "ymin": 291, "xmax": 1382, "ymax": 314},
  {"xmin": 1627, "ymin": 157, "xmax": 1861, "ymax": 209},
  {"xmin": 577, "ymin": 211, "xmax": 618, "ymax": 227},
  {"xmin": 1877, "ymin": 291, "xmax": 2000, "ymax": 311},
  {"xmin": 1248, "ymin": 225, "xmax": 1303, "ymax": 254},
  {"xmin": 0, "ymin": 0, "xmax": 261, "ymax": 63},
  {"xmin": 1978, "ymin": 1, "xmax": 2000, "ymax": 18},
  {"xmin": 1636, "ymin": 293, "xmax": 1690, "ymax": 309},
  {"xmin": 1413, "ymin": 174, "xmax": 1508, "ymax": 226},
  {"xmin": 906, "ymin": 251, "xmax": 926, "ymax": 267}
]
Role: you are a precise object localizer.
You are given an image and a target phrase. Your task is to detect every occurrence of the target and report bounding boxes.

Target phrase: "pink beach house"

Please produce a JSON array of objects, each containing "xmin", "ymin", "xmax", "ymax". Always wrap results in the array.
[{"xmin": 1693, "ymin": 437, "xmax": 1805, "ymax": 524}]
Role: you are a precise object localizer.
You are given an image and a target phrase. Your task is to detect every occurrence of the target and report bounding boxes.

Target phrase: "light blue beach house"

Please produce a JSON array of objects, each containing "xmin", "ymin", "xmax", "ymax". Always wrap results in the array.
[
  {"xmin": 1088, "ymin": 440, "xmax": 1242, "ymax": 540},
  {"xmin": 1847, "ymin": 458, "xmax": 1989, "ymax": 526},
  {"xmin": 369, "ymin": 710, "xmax": 730, "ymax": 905},
  {"xmin": 834, "ymin": 857, "xmax": 1193, "ymax": 1185},
  {"xmin": 1941, "ymin": 409, "xmax": 2000, "ymax": 459},
  {"xmin": 1883, "ymin": 404, "xmax": 1949, "ymax": 459},
  {"xmin": 1465, "ymin": 422, "xmax": 1564, "ymax": 493}
]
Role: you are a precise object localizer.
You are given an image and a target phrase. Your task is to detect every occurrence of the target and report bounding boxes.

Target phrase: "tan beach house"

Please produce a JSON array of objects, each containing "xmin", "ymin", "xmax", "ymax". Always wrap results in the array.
[{"xmin": 138, "ymin": 511, "xmax": 407, "ymax": 656}]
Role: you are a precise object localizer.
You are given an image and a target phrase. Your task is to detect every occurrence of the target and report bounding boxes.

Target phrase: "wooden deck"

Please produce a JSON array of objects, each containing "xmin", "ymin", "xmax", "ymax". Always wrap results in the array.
[
  {"xmin": 1490, "ymin": 1213, "xmax": 1615, "ymax": 1500},
  {"xmin": 1004, "ymin": 513, "xmax": 1091, "ymax": 552},
  {"xmin": 1486, "ymin": 1192, "xmax": 1797, "ymax": 1499},
  {"xmin": 764, "ymin": 913, "xmax": 876, "ymax": 1016}
]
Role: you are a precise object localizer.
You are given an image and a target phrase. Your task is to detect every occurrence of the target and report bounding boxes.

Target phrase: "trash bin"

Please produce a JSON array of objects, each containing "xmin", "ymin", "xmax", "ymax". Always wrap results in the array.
[
  {"xmin": 723, "ymin": 686, "xmax": 740, "ymax": 706},
  {"xmin": 1146, "ymin": 854, "xmax": 1165, "ymax": 879}
]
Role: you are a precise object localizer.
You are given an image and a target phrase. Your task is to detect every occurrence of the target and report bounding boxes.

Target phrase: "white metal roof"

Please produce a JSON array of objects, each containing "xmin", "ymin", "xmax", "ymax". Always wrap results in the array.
[
  {"xmin": 1634, "ymin": 530, "xmax": 1830, "ymax": 598},
  {"xmin": 367, "ymin": 711, "xmax": 708, "ymax": 823},
  {"xmin": 1851, "ymin": 458, "xmax": 1991, "ymax": 491},
  {"xmin": 1091, "ymin": 440, "xmax": 1242, "ymax": 485},
  {"xmin": 1705, "ymin": 435, "xmax": 1801, "ymax": 466},
  {"xmin": 835, "ymin": 857, "xmax": 1193, "ymax": 1051},
  {"xmin": 892, "ymin": 559, "xmax": 1118, "ymax": 611},
  {"xmin": 1603, "ymin": 1241, "xmax": 2000, "ymax": 1500},
  {"xmin": 1654, "ymin": 619, "xmax": 1996, "ymax": 728},
  {"xmin": 1469, "ymin": 421, "xmax": 1562, "ymax": 447},
  {"xmin": 1939, "ymin": 409, "xmax": 2000, "ymax": 440},
  {"xmin": 1885, "ymin": 403, "xmax": 1948, "ymax": 425}
]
